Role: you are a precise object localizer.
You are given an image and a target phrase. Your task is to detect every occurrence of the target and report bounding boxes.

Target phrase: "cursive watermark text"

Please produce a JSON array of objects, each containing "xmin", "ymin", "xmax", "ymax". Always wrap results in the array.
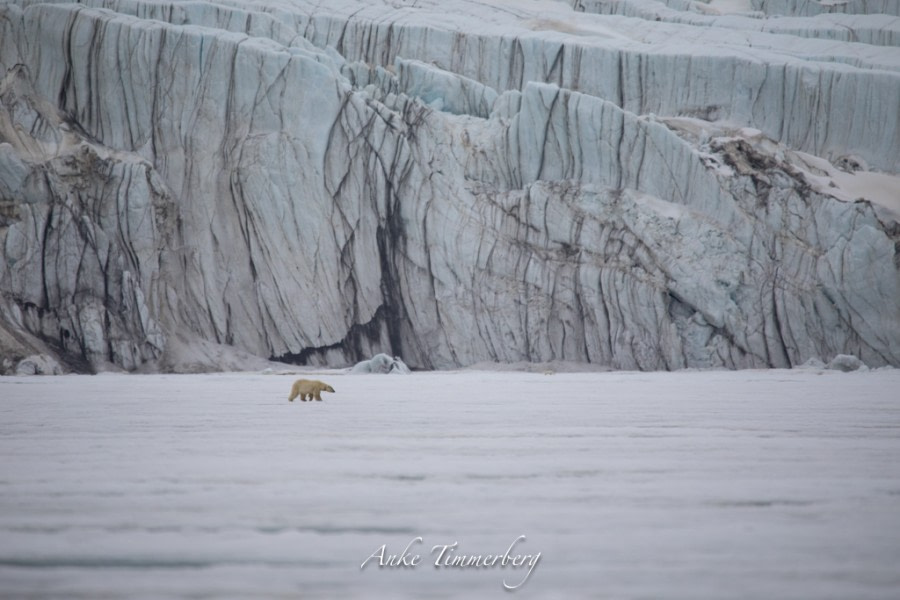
[{"xmin": 361, "ymin": 535, "xmax": 541, "ymax": 590}]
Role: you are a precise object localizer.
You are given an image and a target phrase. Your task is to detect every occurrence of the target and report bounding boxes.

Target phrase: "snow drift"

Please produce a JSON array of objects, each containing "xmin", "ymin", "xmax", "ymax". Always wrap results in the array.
[{"xmin": 0, "ymin": 0, "xmax": 898, "ymax": 373}]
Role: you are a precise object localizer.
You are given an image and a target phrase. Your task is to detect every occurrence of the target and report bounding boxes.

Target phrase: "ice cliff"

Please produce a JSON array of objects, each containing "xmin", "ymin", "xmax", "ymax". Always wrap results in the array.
[{"xmin": 0, "ymin": 0, "xmax": 898, "ymax": 373}]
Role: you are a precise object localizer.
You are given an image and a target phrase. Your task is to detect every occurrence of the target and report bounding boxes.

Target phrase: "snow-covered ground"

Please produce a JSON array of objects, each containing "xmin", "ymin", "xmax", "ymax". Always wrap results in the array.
[{"xmin": 2, "ymin": 368, "xmax": 899, "ymax": 599}]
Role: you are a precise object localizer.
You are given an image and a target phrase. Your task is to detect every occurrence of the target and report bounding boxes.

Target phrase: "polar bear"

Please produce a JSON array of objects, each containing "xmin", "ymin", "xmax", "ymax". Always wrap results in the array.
[{"xmin": 288, "ymin": 379, "xmax": 335, "ymax": 402}]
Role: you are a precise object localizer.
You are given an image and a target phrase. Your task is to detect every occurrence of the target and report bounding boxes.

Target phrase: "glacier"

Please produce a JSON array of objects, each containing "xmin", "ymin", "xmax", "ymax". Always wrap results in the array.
[{"xmin": 0, "ymin": 0, "xmax": 899, "ymax": 373}]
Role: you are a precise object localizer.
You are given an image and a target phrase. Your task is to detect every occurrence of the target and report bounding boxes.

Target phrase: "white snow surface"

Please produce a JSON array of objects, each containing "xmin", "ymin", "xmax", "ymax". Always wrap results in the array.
[{"xmin": 2, "ymin": 369, "xmax": 899, "ymax": 598}]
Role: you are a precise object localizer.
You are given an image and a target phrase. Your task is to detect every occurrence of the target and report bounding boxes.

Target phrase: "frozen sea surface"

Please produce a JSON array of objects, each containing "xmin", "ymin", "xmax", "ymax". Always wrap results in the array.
[{"xmin": 1, "ymin": 368, "xmax": 899, "ymax": 599}]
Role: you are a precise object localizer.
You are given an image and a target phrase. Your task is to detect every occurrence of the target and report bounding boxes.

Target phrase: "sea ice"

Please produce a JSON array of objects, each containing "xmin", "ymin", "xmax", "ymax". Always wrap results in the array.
[{"xmin": 1, "ymin": 368, "xmax": 898, "ymax": 598}]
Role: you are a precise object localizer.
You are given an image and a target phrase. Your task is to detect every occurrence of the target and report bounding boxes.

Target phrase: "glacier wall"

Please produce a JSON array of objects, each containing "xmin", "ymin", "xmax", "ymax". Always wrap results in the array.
[
  {"xmin": 749, "ymin": 0, "xmax": 900, "ymax": 17},
  {"xmin": 0, "ymin": 0, "xmax": 898, "ymax": 372}
]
